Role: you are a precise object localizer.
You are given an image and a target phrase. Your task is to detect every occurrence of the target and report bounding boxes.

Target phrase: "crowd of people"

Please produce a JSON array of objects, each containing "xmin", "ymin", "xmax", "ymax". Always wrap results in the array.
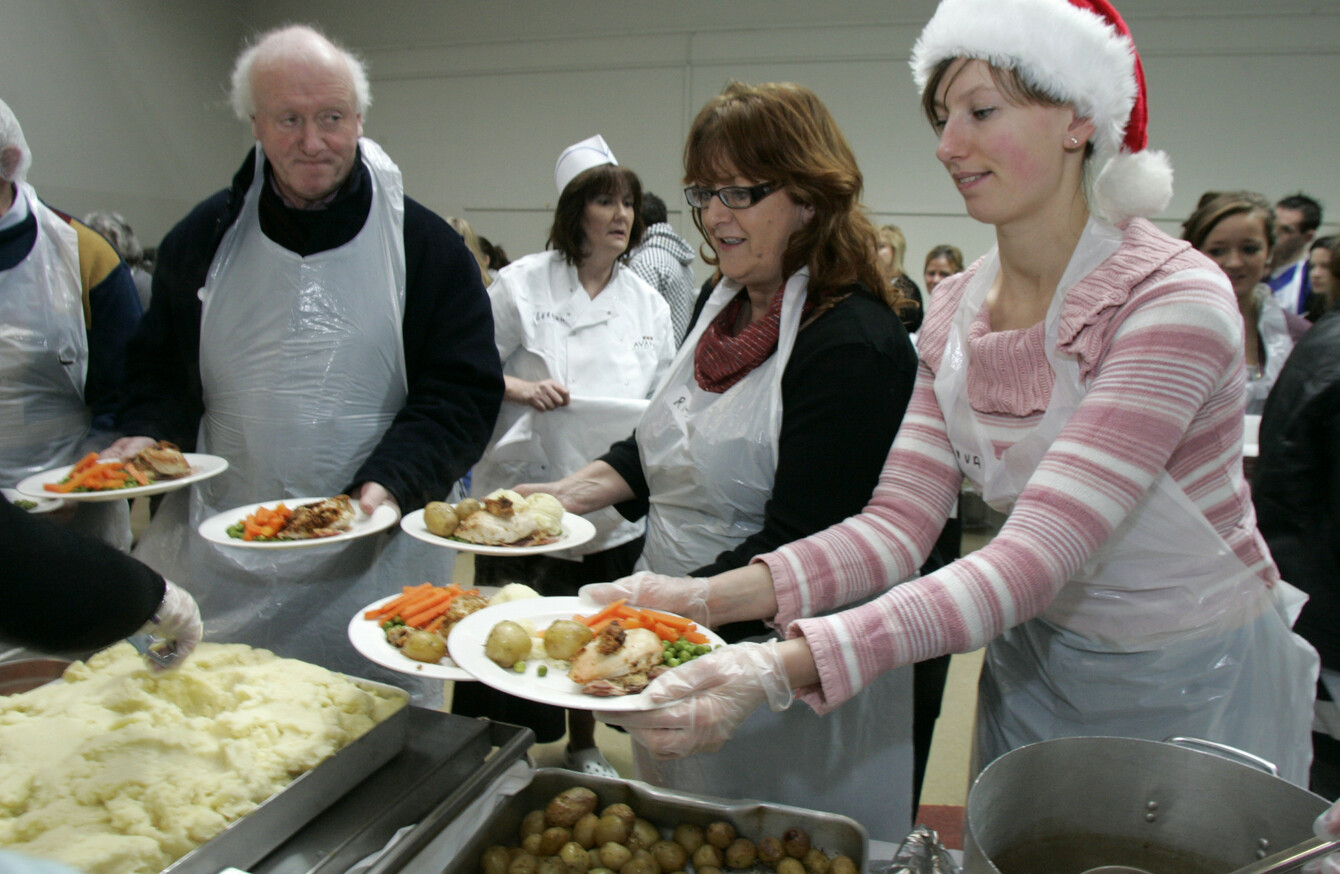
[{"xmin": 4, "ymin": 0, "xmax": 1340, "ymax": 864}]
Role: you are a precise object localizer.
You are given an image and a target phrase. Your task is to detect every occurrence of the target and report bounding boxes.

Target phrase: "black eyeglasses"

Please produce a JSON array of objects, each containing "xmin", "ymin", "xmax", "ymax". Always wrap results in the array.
[{"xmin": 683, "ymin": 182, "xmax": 777, "ymax": 210}]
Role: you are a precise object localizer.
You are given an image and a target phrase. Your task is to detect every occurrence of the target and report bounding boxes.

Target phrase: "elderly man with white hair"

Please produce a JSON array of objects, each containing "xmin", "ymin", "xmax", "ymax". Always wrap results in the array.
[
  {"xmin": 0, "ymin": 98, "xmax": 142, "ymax": 553},
  {"xmin": 106, "ymin": 25, "xmax": 502, "ymax": 697}
]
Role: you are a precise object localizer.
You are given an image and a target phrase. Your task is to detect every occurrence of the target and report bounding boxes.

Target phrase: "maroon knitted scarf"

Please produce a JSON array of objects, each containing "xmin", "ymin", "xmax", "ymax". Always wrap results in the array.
[{"xmin": 693, "ymin": 284, "xmax": 811, "ymax": 393}]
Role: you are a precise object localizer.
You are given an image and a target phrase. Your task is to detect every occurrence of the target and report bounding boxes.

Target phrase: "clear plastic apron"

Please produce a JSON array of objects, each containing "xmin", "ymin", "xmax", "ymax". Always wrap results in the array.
[
  {"xmin": 132, "ymin": 141, "xmax": 446, "ymax": 700},
  {"xmin": 0, "ymin": 185, "xmax": 130, "ymax": 551},
  {"xmin": 632, "ymin": 272, "xmax": 915, "ymax": 842},
  {"xmin": 934, "ymin": 220, "xmax": 1317, "ymax": 784}
]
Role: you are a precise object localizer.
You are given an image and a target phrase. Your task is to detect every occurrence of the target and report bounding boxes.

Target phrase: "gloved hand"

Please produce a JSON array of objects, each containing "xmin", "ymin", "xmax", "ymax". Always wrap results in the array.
[
  {"xmin": 580, "ymin": 571, "xmax": 712, "ymax": 627},
  {"xmin": 135, "ymin": 581, "xmax": 203, "ymax": 672},
  {"xmin": 1304, "ymin": 799, "xmax": 1340, "ymax": 874},
  {"xmin": 598, "ymin": 640, "xmax": 793, "ymax": 758}
]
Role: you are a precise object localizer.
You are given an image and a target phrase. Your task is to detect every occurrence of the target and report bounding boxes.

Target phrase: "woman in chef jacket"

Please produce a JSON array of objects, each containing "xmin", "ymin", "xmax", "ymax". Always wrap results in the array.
[
  {"xmin": 590, "ymin": 0, "xmax": 1318, "ymax": 790},
  {"xmin": 452, "ymin": 135, "xmax": 674, "ymax": 778},
  {"xmin": 520, "ymin": 83, "xmax": 921, "ymax": 839}
]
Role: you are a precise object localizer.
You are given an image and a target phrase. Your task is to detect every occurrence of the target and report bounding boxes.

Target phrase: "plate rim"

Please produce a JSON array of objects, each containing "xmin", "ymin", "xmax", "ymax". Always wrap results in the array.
[
  {"xmin": 1, "ymin": 487, "xmax": 65, "ymax": 514},
  {"xmin": 346, "ymin": 588, "xmax": 499, "ymax": 681},
  {"xmin": 14, "ymin": 453, "xmax": 229, "ymax": 502},
  {"xmin": 446, "ymin": 595, "xmax": 725, "ymax": 712},
  {"xmin": 400, "ymin": 508, "xmax": 596, "ymax": 556},
  {"xmin": 197, "ymin": 496, "xmax": 397, "ymax": 549}
]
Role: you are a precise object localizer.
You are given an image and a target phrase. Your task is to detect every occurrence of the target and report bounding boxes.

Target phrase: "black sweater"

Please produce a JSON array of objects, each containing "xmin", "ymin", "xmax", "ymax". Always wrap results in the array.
[
  {"xmin": 2, "ymin": 497, "xmax": 164, "ymax": 651},
  {"xmin": 1254, "ymin": 308, "xmax": 1340, "ymax": 670},
  {"xmin": 115, "ymin": 149, "xmax": 503, "ymax": 511}
]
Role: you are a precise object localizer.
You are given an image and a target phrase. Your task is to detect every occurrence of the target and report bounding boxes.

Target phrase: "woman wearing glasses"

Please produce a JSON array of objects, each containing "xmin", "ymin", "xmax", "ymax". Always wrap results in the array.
[
  {"xmin": 524, "ymin": 81, "xmax": 919, "ymax": 837},
  {"xmin": 592, "ymin": 0, "xmax": 1316, "ymax": 794}
]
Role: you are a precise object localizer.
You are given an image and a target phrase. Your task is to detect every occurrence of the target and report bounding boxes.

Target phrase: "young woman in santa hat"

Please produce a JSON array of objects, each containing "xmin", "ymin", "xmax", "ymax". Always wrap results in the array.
[{"xmin": 589, "ymin": 0, "xmax": 1318, "ymax": 788}]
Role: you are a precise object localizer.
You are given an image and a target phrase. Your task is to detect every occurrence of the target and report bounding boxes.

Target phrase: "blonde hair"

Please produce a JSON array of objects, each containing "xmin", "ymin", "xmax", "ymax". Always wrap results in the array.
[
  {"xmin": 876, "ymin": 224, "xmax": 909, "ymax": 281},
  {"xmin": 448, "ymin": 216, "xmax": 492, "ymax": 287}
]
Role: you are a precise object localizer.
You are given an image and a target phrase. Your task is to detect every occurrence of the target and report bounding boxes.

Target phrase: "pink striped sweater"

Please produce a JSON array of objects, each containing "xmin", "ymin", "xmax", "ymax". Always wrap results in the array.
[{"xmin": 761, "ymin": 219, "xmax": 1274, "ymax": 714}]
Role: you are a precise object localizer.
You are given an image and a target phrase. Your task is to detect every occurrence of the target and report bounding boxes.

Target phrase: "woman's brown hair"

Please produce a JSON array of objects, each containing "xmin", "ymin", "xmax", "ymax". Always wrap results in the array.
[
  {"xmin": 683, "ymin": 81, "xmax": 893, "ymax": 310},
  {"xmin": 1180, "ymin": 190, "xmax": 1276, "ymax": 254},
  {"xmin": 547, "ymin": 164, "xmax": 646, "ymax": 267}
]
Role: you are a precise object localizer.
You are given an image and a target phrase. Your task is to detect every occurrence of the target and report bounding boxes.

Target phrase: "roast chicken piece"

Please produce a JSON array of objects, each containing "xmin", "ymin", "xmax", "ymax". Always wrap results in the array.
[
  {"xmin": 454, "ymin": 506, "xmax": 542, "ymax": 545},
  {"xmin": 569, "ymin": 623, "xmax": 665, "ymax": 689},
  {"xmin": 278, "ymin": 495, "xmax": 356, "ymax": 539},
  {"xmin": 128, "ymin": 441, "xmax": 191, "ymax": 480}
]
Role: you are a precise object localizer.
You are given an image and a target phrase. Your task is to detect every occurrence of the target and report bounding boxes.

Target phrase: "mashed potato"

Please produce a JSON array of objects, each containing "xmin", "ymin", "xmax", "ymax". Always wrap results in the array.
[{"xmin": 0, "ymin": 642, "xmax": 403, "ymax": 874}]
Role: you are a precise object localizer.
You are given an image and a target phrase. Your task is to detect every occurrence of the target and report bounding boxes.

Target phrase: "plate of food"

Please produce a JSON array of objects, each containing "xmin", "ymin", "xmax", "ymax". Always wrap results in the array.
[
  {"xmin": 447, "ymin": 596, "xmax": 726, "ymax": 712},
  {"xmin": 401, "ymin": 489, "xmax": 596, "ymax": 556},
  {"xmin": 198, "ymin": 495, "xmax": 397, "ymax": 548},
  {"xmin": 15, "ymin": 443, "xmax": 228, "ymax": 502},
  {"xmin": 2, "ymin": 487, "xmax": 64, "ymax": 514},
  {"xmin": 348, "ymin": 583, "xmax": 518, "ymax": 681}
]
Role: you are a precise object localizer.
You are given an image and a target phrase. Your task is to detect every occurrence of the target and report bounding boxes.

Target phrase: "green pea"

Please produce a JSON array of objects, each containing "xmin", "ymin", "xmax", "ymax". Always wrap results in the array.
[
  {"xmin": 513, "ymin": 660, "xmax": 527, "ymax": 673},
  {"xmin": 537, "ymin": 665, "xmax": 548, "ymax": 677}
]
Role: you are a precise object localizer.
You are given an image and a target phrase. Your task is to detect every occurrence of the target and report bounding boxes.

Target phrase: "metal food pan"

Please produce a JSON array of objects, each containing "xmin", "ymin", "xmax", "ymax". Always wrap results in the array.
[
  {"xmin": 163, "ymin": 676, "xmax": 410, "ymax": 874},
  {"xmin": 440, "ymin": 768, "xmax": 869, "ymax": 874}
]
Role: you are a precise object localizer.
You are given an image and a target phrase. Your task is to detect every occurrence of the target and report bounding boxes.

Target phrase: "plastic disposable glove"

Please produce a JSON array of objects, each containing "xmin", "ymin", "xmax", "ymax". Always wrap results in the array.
[
  {"xmin": 1304, "ymin": 799, "xmax": 1340, "ymax": 874},
  {"xmin": 133, "ymin": 581, "xmax": 203, "ymax": 671},
  {"xmin": 598, "ymin": 640, "xmax": 793, "ymax": 758},
  {"xmin": 580, "ymin": 571, "xmax": 712, "ymax": 627}
]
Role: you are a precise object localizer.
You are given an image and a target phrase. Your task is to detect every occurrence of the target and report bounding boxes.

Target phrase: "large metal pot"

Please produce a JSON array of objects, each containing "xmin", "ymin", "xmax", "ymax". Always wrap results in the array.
[{"xmin": 963, "ymin": 737, "xmax": 1328, "ymax": 874}]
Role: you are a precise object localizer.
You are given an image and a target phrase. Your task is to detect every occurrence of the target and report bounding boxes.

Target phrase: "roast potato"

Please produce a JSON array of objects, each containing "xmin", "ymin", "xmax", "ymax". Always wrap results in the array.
[
  {"xmin": 672, "ymin": 824, "xmax": 705, "ymax": 855},
  {"xmin": 424, "ymin": 501, "xmax": 460, "ymax": 537},
  {"xmin": 829, "ymin": 856, "xmax": 856, "ymax": 874},
  {"xmin": 593, "ymin": 814, "xmax": 630, "ymax": 846},
  {"xmin": 486, "ymin": 620, "xmax": 533, "ymax": 669},
  {"xmin": 402, "ymin": 630, "xmax": 447, "ymax": 663},
  {"xmin": 649, "ymin": 840, "xmax": 687, "ymax": 873},
  {"xmin": 547, "ymin": 787, "xmax": 599, "ymax": 828},
  {"xmin": 757, "ymin": 837, "xmax": 785, "ymax": 869},
  {"xmin": 599, "ymin": 843, "xmax": 632, "ymax": 871},
  {"xmin": 705, "ymin": 822, "xmax": 736, "ymax": 850},
  {"xmin": 539, "ymin": 827, "xmax": 573, "ymax": 856},
  {"xmin": 544, "ymin": 620, "xmax": 594, "ymax": 660},
  {"xmin": 692, "ymin": 845, "xmax": 724, "ymax": 870},
  {"xmin": 724, "ymin": 838, "xmax": 757, "ymax": 869},
  {"xmin": 572, "ymin": 813, "xmax": 600, "ymax": 849},
  {"xmin": 783, "ymin": 827, "xmax": 811, "ymax": 859}
]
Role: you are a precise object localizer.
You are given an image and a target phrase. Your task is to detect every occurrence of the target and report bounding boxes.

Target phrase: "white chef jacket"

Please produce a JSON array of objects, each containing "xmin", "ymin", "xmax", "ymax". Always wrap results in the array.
[{"xmin": 473, "ymin": 250, "xmax": 673, "ymax": 556}]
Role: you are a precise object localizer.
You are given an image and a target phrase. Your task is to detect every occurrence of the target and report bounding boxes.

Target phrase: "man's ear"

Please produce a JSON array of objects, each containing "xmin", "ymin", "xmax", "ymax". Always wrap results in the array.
[{"xmin": 0, "ymin": 145, "xmax": 22, "ymax": 181}]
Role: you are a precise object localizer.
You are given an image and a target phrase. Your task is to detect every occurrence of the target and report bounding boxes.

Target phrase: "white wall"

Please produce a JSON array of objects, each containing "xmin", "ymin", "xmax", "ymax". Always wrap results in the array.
[
  {"xmin": 5, "ymin": 1, "xmax": 1338, "ymax": 281},
  {"xmin": 0, "ymin": 1, "xmax": 249, "ymax": 243}
]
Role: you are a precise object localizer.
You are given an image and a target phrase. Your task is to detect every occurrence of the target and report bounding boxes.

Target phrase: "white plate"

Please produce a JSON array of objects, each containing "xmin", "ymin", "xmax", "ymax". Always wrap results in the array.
[
  {"xmin": 447, "ymin": 596, "xmax": 726, "ymax": 712},
  {"xmin": 347, "ymin": 587, "xmax": 499, "ymax": 681},
  {"xmin": 198, "ymin": 497, "xmax": 398, "ymax": 548},
  {"xmin": 2, "ymin": 487, "xmax": 64, "ymax": 514},
  {"xmin": 400, "ymin": 509, "xmax": 597, "ymax": 556},
  {"xmin": 15, "ymin": 453, "xmax": 229, "ymax": 502}
]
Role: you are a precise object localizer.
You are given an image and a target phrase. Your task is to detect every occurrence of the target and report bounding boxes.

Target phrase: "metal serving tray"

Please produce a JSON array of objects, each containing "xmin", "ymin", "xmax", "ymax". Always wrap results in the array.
[
  {"xmin": 409, "ymin": 767, "xmax": 869, "ymax": 874},
  {"xmin": 162, "ymin": 675, "xmax": 410, "ymax": 874}
]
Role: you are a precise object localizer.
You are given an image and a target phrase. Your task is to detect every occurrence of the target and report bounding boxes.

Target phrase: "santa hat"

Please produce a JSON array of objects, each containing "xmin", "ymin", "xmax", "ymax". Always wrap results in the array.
[
  {"xmin": 554, "ymin": 134, "xmax": 618, "ymax": 195},
  {"xmin": 910, "ymin": 0, "xmax": 1173, "ymax": 224}
]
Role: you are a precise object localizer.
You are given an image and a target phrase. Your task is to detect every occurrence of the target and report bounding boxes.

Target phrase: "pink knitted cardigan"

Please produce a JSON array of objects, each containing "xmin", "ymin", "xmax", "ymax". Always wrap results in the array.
[{"xmin": 759, "ymin": 219, "xmax": 1273, "ymax": 713}]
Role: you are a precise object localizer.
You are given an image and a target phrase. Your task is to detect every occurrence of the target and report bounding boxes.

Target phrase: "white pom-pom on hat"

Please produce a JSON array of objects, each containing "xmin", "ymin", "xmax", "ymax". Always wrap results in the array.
[{"xmin": 910, "ymin": 0, "xmax": 1172, "ymax": 223}]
